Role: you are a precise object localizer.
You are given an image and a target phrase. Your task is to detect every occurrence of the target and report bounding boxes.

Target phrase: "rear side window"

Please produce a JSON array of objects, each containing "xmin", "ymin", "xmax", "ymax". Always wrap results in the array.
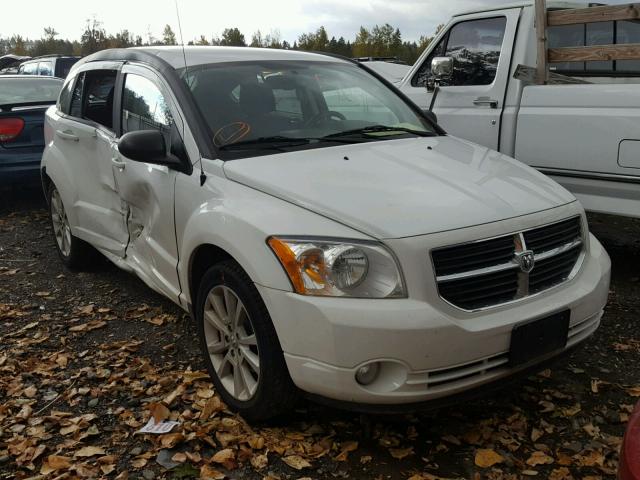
[
  {"xmin": 122, "ymin": 73, "xmax": 178, "ymax": 151},
  {"xmin": 38, "ymin": 61, "xmax": 53, "ymax": 76},
  {"xmin": 412, "ymin": 17, "xmax": 507, "ymax": 87},
  {"xmin": 67, "ymin": 70, "xmax": 117, "ymax": 130}
]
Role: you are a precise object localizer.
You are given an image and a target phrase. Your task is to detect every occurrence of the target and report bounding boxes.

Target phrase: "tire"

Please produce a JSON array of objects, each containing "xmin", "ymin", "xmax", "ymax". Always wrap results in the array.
[
  {"xmin": 195, "ymin": 260, "xmax": 298, "ymax": 421},
  {"xmin": 48, "ymin": 183, "xmax": 98, "ymax": 270}
]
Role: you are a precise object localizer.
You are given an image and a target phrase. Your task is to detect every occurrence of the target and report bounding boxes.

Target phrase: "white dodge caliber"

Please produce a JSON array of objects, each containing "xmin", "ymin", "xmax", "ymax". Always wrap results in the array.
[{"xmin": 42, "ymin": 47, "xmax": 611, "ymax": 420}]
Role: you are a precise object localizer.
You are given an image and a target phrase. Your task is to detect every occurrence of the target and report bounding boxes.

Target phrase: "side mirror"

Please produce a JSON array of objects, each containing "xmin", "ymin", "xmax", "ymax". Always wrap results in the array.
[
  {"xmin": 431, "ymin": 56, "xmax": 454, "ymax": 80},
  {"xmin": 427, "ymin": 57, "xmax": 454, "ymax": 92},
  {"xmin": 422, "ymin": 110, "xmax": 438, "ymax": 125},
  {"xmin": 118, "ymin": 130, "xmax": 183, "ymax": 170}
]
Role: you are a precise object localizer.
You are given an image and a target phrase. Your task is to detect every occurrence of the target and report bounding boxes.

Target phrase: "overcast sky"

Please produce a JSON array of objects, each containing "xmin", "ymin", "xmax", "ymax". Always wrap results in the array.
[{"xmin": 2, "ymin": 0, "xmax": 630, "ymax": 44}]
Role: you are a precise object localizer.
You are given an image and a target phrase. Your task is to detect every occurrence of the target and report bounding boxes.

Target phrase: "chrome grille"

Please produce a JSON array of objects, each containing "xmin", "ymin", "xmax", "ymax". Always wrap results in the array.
[{"xmin": 431, "ymin": 216, "xmax": 584, "ymax": 311}]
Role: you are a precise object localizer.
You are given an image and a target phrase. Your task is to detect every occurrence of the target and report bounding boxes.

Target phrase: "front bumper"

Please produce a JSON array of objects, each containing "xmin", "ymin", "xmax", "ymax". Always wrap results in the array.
[{"xmin": 257, "ymin": 208, "xmax": 611, "ymax": 406}]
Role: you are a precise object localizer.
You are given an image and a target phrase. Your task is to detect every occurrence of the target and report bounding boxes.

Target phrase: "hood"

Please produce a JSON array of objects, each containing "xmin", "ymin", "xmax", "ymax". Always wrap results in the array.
[{"xmin": 223, "ymin": 136, "xmax": 575, "ymax": 239}]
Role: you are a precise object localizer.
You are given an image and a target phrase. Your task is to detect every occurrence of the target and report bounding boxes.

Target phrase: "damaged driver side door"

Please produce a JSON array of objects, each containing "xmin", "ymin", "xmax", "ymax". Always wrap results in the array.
[{"xmin": 111, "ymin": 65, "xmax": 186, "ymax": 303}]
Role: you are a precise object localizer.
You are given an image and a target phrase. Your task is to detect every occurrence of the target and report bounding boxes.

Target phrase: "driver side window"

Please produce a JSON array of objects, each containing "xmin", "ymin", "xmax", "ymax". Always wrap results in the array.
[
  {"xmin": 412, "ymin": 17, "xmax": 506, "ymax": 88},
  {"xmin": 122, "ymin": 73, "xmax": 179, "ymax": 154}
]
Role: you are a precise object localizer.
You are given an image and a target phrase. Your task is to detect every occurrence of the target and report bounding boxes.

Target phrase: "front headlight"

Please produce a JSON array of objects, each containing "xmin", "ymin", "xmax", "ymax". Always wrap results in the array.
[{"xmin": 267, "ymin": 237, "xmax": 405, "ymax": 298}]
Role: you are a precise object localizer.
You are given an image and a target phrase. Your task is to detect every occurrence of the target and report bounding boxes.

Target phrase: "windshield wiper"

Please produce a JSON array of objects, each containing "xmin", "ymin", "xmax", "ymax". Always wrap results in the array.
[
  {"xmin": 219, "ymin": 135, "xmax": 365, "ymax": 151},
  {"xmin": 324, "ymin": 125, "xmax": 434, "ymax": 139},
  {"xmin": 219, "ymin": 136, "xmax": 312, "ymax": 151}
]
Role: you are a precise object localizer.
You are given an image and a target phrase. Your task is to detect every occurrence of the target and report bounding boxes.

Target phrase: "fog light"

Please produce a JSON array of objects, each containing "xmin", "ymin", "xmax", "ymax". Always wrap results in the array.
[{"xmin": 355, "ymin": 363, "xmax": 380, "ymax": 386}]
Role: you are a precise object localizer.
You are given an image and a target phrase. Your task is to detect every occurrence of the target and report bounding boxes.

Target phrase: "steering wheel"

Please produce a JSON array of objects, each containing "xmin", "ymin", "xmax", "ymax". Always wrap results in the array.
[{"xmin": 304, "ymin": 110, "xmax": 346, "ymax": 128}]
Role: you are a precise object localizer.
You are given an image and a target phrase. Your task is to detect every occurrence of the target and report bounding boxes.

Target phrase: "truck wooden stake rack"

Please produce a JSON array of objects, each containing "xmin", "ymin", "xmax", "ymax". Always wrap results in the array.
[{"xmin": 535, "ymin": 0, "xmax": 640, "ymax": 84}]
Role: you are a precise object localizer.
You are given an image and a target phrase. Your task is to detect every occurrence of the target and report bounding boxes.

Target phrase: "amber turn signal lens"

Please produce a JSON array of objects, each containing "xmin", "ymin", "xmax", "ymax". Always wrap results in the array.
[{"xmin": 267, "ymin": 237, "xmax": 307, "ymax": 294}]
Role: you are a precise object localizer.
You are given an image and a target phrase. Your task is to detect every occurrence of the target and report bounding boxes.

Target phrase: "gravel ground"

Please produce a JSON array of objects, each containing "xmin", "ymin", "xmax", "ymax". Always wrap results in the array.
[{"xmin": 0, "ymin": 184, "xmax": 638, "ymax": 480}]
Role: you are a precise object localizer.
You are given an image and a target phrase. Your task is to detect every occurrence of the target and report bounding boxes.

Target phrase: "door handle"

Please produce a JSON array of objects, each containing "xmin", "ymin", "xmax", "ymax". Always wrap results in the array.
[
  {"xmin": 55, "ymin": 130, "xmax": 79, "ymax": 142},
  {"xmin": 473, "ymin": 98, "xmax": 499, "ymax": 109},
  {"xmin": 112, "ymin": 158, "xmax": 126, "ymax": 170}
]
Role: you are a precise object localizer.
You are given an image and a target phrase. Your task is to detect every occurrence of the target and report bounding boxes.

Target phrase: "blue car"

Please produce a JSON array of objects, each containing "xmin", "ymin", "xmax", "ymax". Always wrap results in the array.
[{"xmin": 0, "ymin": 76, "xmax": 63, "ymax": 185}]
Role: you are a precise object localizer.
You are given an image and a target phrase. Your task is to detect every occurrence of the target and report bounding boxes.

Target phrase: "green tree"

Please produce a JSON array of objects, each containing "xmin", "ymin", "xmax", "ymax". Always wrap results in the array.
[
  {"xmin": 194, "ymin": 35, "xmax": 210, "ymax": 46},
  {"xmin": 297, "ymin": 26, "xmax": 329, "ymax": 52},
  {"xmin": 220, "ymin": 28, "xmax": 246, "ymax": 47},
  {"xmin": 162, "ymin": 24, "xmax": 177, "ymax": 45},
  {"xmin": 80, "ymin": 17, "xmax": 108, "ymax": 55}
]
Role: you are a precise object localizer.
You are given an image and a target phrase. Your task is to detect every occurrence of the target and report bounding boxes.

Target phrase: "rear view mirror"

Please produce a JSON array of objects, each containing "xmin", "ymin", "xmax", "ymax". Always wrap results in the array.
[
  {"xmin": 428, "ymin": 57, "xmax": 454, "ymax": 92},
  {"xmin": 118, "ymin": 130, "xmax": 183, "ymax": 169},
  {"xmin": 431, "ymin": 57, "xmax": 454, "ymax": 80}
]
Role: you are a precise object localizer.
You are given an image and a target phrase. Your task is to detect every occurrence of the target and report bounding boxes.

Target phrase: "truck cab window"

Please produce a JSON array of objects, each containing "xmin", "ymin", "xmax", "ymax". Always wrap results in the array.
[{"xmin": 412, "ymin": 17, "xmax": 506, "ymax": 87}]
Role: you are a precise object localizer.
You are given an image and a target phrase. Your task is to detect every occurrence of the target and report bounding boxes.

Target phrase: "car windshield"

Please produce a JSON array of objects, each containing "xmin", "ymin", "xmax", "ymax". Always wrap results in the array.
[
  {"xmin": 0, "ymin": 78, "xmax": 63, "ymax": 105},
  {"xmin": 181, "ymin": 61, "xmax": 437, "ymax": 158}
]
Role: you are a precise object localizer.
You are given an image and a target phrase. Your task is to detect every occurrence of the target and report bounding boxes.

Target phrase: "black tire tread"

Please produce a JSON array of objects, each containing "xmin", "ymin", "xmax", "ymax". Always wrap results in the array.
[{"xmin": 196, "ymin": 260, "xmax": 298, "ymax": 421}]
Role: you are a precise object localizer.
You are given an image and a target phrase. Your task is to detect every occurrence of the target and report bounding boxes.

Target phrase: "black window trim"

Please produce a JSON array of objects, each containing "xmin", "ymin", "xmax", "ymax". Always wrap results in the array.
[{"xmin": 411, "ymin": 15, "xmax": 508, "ymax": 88}]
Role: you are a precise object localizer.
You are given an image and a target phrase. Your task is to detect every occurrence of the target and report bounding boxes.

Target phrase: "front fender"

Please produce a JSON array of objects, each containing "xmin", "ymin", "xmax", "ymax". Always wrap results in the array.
[{"xmin": 175, "ymin": 165, "xmax": 371, "ymax": 309}]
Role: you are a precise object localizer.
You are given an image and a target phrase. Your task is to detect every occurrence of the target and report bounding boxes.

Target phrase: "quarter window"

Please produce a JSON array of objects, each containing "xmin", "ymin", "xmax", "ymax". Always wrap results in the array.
[{"xmin": 412, "ymin": 17, "xmax": 507, "ymax": 87}]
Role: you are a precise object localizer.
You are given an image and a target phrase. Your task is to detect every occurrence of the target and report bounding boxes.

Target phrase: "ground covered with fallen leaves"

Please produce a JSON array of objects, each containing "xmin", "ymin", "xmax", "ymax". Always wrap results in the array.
[{"xmin": 1, "ymin": 186, "xmax": 639, "ymax": 480}]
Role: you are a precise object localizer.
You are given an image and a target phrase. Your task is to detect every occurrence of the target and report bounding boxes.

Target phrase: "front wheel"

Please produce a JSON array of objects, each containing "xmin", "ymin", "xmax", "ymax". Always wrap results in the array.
[
  {"xmin": 48, "ymin": 184, "xmax": 97, "ymax": 270},
  {"xmin": 195, "ymin": 260, "xmax": 298, "ymax": 421}
]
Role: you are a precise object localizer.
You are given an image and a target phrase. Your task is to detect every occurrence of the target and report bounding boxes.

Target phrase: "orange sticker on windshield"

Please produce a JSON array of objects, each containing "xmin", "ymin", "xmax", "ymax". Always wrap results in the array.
[{"xmin": 213, "ymin": 122, "xmax": 251, "ymax": 147}]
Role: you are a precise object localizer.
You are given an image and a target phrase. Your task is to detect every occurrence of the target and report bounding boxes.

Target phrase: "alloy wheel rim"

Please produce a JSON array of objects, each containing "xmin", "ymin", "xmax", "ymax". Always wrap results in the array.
[
  {"xmin": 203, "ymin": 285, "xmax": 260, "ymax": 401},
  {"xmin": 51, "ymin": 189, "xmax": 72, "ymax": 257}
]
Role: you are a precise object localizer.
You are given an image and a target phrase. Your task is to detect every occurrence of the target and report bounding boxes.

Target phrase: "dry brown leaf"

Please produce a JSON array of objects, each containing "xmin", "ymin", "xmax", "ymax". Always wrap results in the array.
[
  {"xmin": 75, "ymin": 446, "xmax": 106, "ymax": 457},
  {"xmin": 474, "ymin": 449, "xmax": 504, "ymax": 468},
  {"xmin": 282, "ymin": 455, "xmax": 312, "ymax": 470},
  {"xmin": 212, "ymin": 448, "xmax": 236, "ymax": 469},
  {"xmin": 549, "ymin": 467, "xmax": 573, "ymax": 480},
  {"xmin": 627, "ymin": 386, "xmax": 640, "ymax": 397},
  {"xmin": 171, "ymin": 452, "xmax": 187, "ymax": 463},
  {"xmin": 200, "ymin": 464, "xmax": 226, "ymax": 479},
  {"xmin": 160, "ymin": 432, "xmax": 184, "ymax": 448},
  {"xmin": 335, "ymin": 441, "xmax": 358, "ymax": 461},
  {"xmin": 201, "ymin": 396, "xmax": 224, "ymax": 420},
  {"xmin": 251, "ymin": 452, "xmax": 269, "ymax": 470},
  {"xmin": 46, "ymin": 455, "xmax": 72, "ymax": 470},
  {"xmin": 562, "ymin": 403, "xmax": 582, "ymax": 417},
  {"xmin": 526, "ymin": 451, "xmax": 554, "ymax": 466},
  {"xmin": 389, "ymin": 446, "xmax": 414, "ymax": 460},
  {"xmin": 149, "ymin": 402, "xmax": 170, "ymax": 423}
]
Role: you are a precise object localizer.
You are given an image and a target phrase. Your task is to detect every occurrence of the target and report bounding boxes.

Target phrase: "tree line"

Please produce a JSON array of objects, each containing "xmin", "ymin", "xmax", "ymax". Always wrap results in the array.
[{"xmin": 1, "ymin": 18, "xmax": 444, "ymax": 65}]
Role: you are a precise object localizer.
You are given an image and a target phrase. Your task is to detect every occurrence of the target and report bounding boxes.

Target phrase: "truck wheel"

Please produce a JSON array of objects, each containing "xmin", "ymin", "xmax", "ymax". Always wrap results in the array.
[
  {"xmin": 48, "ymin": 184, "xmax": 97, "ymax": 270},
  {"xmin": 195, "ymin": 260, "xmax": 298, "ymax": 421}
]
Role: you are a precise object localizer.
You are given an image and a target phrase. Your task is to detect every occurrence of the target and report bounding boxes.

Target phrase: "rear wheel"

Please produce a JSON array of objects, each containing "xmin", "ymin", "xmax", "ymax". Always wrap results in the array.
[
  {"xmin": 48, "ymin": 184, "xmax": 97, "ymax": 270},
  {"xmin": 196, "ymin": 260, "xmax": 298, "ymax": 421}
]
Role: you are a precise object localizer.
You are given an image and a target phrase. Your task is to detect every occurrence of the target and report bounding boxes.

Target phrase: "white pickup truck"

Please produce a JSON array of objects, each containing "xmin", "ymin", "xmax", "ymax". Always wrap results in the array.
[{"xmin": 395, "ymin": 0, "xmax": 640, "ymax": 218}]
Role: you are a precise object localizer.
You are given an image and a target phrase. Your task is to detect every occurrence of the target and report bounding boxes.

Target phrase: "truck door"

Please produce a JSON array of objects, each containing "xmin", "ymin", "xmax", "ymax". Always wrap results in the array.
[{"xmin": 400, "ymin": 9, "xmax": 520, "ymax": 151}]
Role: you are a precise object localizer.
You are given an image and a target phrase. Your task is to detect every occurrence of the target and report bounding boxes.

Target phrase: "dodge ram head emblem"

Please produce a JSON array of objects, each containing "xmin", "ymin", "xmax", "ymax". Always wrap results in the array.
[{"xmin": 516, "ymin": 250, "xmax": 535, "ymax": 273}]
